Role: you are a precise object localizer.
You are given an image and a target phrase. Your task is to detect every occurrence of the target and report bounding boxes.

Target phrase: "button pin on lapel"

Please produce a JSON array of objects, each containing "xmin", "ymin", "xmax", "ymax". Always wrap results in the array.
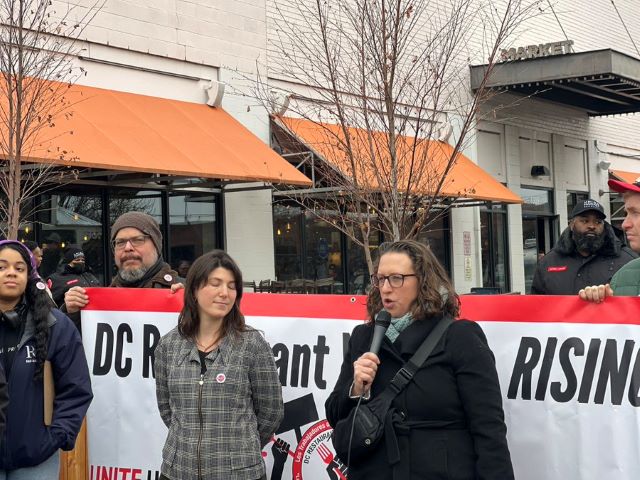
[{"xmin": 216, "ymin": 373, "xmax": 226, "ymax": 383}]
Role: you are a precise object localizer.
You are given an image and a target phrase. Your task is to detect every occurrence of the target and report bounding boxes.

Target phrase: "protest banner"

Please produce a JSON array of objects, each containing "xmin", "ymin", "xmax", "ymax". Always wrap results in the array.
[{"xmin": 81, "ymin": 289, "xmax": 640, "ymax": 480}]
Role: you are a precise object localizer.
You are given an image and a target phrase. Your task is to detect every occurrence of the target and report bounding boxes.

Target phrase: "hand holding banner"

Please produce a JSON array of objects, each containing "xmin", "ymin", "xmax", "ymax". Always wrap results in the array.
[{"xmin": 82, "ymin": 289, "xmax": 640, "ymax": 480}]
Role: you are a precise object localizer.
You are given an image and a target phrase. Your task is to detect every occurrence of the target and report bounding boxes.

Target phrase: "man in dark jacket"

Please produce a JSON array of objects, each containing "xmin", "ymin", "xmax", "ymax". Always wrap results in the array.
[
  {"xmin": 47, "ymin": 246, "xmax": 101, "ymax": 308},
  {"xmin": 63, "ymin": 212, "xmax": 182, "ymax": 323},
  {"xmin": 532, "ymin": 199, "xmax": 637, "ymax": 295},
  {"xmin": 39, "ymin": 232, "xmax": 63, "ymax": 279}
]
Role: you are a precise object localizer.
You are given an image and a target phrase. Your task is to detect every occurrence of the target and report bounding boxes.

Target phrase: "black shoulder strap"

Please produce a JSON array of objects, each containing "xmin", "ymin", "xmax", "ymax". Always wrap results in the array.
[{"xmin": 384, "ymin": 315, "xmax": 454, "ymax": 398}]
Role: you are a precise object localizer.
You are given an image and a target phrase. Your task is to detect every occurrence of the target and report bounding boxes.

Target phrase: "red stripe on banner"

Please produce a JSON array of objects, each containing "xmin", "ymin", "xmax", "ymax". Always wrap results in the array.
[
  {"xmin": 82, "ymin": 288, "xmax": 369, "ymax": 319},
  {"xmin": 83, "ymin": 288, "xmax": 184, "ymax": 312},
  {"xmin": 82, "ymin": 288, "xmax": 640, "ymax": 325},
  {"xmin": 241, "ymin": 293, "xmax": 369, "ymax": 320},
  {"xmin": 459, "ymin": 295, "xmax": 640, "ymax": 325}
]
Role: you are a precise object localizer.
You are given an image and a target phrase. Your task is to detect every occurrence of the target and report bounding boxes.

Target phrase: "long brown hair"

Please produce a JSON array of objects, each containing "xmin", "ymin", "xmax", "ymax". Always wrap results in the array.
[
  {"xmin": 178, "ymin": 250, "xmax": 247, "ymax": 340},
  {"xmin": 366, "ymin": 240, "xmax": 459, "ymax": 321}
]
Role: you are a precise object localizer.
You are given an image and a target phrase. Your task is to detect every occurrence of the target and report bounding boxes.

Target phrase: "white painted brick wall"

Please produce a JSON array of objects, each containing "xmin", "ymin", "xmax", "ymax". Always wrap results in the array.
[{"xmin": 61, "ymin": 0, "xmax": 268, "ymax": 73}]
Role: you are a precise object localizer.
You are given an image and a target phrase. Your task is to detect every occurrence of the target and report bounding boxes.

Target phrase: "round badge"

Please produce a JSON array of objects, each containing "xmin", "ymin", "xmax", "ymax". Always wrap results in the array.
[
  {"xmin": 216, "ymin": 373, "xmax": 226, "ymax": 383},
  {"xmin": 164, "ymin": 274, "xmax": 173, "ymax": 282},
  {"xmin": 36, "ymin": 281, "xmax": 46, "ymax": 291}
]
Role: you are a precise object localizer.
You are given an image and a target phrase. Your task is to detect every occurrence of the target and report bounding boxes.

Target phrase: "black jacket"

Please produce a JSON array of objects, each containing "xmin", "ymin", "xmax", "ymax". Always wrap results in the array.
[
  {"xmin": 47, "ymin": 265, "xmax": 101, "ymax": 308},
  {"xmin": 39, "ymin": 248, "xmax": 62, "ymax": 280},
  {"xmin": 0, "ymin": 364, "xmax": 7, "ymax": 438},
  {"xmin": 531, "ymin": 223, "xmax": 637, "ymax": 295},
  {"xmin": 325, "ymin": 316, "xmax": 514, "ymax": 480}
]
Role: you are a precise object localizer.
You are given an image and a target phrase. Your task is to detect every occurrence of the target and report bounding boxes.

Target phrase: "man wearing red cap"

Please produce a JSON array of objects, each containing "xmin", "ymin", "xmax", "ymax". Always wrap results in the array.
[{"xmin": 580, "ymin": 178, "xmax": 640, "ymax": 301}]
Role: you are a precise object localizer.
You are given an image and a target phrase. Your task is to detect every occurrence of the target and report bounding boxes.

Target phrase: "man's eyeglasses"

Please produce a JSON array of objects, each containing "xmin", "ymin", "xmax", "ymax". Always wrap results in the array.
[
  {"xmin": 112, "ymin": 235, "xmax": 150, "ymax": 250},
  {"xmin": 370, "ymin": 273, "xmax": 417, "ymax": 288}
]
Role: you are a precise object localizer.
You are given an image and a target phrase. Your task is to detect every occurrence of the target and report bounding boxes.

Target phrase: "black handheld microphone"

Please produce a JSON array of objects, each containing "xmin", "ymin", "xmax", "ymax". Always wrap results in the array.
[{"xmin": 369, "ymin": 310, "xmax": 391, "ymax": 355}]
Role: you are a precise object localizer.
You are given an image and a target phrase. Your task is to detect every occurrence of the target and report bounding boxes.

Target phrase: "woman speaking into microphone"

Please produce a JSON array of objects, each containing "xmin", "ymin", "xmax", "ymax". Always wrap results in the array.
[{"xmin": 325, "ymin": 240, "xmax": 513, "ymax": 479}]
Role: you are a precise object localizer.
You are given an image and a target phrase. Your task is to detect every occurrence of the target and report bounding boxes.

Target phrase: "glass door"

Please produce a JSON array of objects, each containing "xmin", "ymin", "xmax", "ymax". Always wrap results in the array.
[
  {"xmin": 517, "ymin": 186, "xmax": 558, "ymax": 293},
  {"xmin": 522, "ymin": 216, "xmax": 558, "ymax": 293}
]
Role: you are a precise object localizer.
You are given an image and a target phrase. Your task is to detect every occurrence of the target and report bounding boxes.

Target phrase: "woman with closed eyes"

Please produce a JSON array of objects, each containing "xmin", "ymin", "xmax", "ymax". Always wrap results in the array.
[{"xmin": 154, "ymin": 250, "xmax": 283, "ymax": 480}]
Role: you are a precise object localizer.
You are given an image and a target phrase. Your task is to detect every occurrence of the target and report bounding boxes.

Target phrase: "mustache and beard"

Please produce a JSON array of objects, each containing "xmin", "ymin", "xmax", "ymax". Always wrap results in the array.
[
  {"xmin": 572, "ymin": 230, "xmax": 605, "ymax": 254},
  {"xmin": 117, "ymin": 253, "xmax": 153, "ymax": 282}
]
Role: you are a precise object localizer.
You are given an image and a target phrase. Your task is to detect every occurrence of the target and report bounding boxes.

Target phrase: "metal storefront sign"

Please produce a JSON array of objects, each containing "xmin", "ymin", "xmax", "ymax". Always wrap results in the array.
[{"xmin": 500, "ymin": 40, "xmax": 574, "ymax": 62}]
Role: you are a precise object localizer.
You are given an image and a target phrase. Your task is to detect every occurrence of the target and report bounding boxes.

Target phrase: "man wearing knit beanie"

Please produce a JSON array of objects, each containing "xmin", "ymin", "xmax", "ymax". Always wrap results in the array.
[
  {"xmin": 110, "ymin": 212, "xmax": 163, "ymax": 258},
  {"xmin": 63, "ymin": 211, "xmax": 182, "ymax": 320},
  {"xmin": 47, "ymin": 245, "xmax": 100, "ymax": 310}
]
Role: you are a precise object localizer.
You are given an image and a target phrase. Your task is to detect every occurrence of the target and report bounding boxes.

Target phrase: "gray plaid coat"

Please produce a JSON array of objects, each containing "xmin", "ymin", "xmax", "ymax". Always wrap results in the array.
[{"xmin": 155, "ymin": 326, "xmax": 283, "ymax": 480}]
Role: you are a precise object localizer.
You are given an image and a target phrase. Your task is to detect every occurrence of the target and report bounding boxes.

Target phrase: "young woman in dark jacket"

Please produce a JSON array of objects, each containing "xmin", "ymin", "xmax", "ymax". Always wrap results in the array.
[
  {"xmin": 326, "ymin": 240, "xmax": 513, "ymax": 480},
  {"xmin": 0, "ymin": 240, "xmax": 92, "ymax": 478}
]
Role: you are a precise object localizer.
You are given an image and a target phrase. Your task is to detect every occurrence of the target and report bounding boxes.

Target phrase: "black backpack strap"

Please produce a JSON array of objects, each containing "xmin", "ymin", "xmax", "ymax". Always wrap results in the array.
[{"xmin": 388, "ymin": 315, "xmax": 454, "ymax": 394}]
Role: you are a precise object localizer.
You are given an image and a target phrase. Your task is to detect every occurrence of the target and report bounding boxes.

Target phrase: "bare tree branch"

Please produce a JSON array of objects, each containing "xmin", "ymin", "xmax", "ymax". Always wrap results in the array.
[
  {"xmin": 259, "ymin": 0, "xmax": 541, "ymax": 273},
  {"xmin": 0, "ymin": 0, "xmax": 103, "ymax": 238}
]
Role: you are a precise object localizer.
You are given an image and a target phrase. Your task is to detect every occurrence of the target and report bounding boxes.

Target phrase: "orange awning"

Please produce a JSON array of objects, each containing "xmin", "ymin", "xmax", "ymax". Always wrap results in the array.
[
  {"xmin": 610, "ymin": 169, "xmax": 640, "ymax": 185},
  {"xmin": 8, "ymin": 83, "xmax": 311, "ymax": 185},
  {"xmin": 277, "ymin": 117, "xmax": 522, "ymax": 204}
]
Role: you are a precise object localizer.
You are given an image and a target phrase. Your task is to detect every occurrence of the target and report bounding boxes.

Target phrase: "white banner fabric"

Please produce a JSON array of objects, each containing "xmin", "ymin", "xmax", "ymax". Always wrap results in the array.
[{"xmin": 81, "ymin": 290, "xmax": 640, "ymax": 480}]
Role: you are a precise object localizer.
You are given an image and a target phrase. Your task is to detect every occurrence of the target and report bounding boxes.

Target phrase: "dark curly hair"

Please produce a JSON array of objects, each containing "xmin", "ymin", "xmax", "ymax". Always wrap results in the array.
[
  {"xmin": 366, "ymin": 239, "xmax": 459, "ymax": 322},
  {"xmin": 0, "ymin": 241, "xmax": 51, "ymax": 380},
  {"xmin": 178, "ymin": 250, "xmax": 247, "ymax": 342}
]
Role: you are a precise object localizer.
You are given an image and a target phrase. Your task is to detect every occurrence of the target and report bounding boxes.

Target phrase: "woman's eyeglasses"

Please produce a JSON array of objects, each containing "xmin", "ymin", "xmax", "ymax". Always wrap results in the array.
[
  {"xmin": 370, "ymin": 273, "xmax": 416, "ymax": 288},
  {"xmin": 111, "ymin": 234, "xmax": 150, "ymax": 250}
]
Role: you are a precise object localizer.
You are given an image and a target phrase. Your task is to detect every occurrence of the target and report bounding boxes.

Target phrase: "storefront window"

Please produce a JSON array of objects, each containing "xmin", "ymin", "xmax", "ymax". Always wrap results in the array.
[
  {"xmin": 274, "ymin": 204, "xmax": 382, "ymax": 294},
  {"xmin": 274, "ymin": 204, "xmax": 304, "ymax": 281},
  {"xmin": 346, "ymin": 232, "xmax": 382, "ymax": 295},
  {"xmin": 480, "ymin": 205, "xmax": 509, "ymax": 292},
  {"xmin": 38, "ymin": 192, "xmax": 105, "ymax": 283},
  {"xmin": 10, "ymin": 197, "xmax": 36, "ymax": 243},
  {"xmin": 109, "ymin": 190, "xmax": 162, "ymax": 228},
  {"xmin": 518, "ymin": 186, "xmax": 557, "ymax": 293},
  {"xmin": 304, "ymin": 212, "xmax": 343, "ymax": 284},
  {"xmin": 518, "ymin": 187, "xmax": 554, "ymax": 214},
  {"xmin": 417, "ymin": 214, "xmax": 451, "ymax": 276},
  {"xmin": 15, "ymin": 186, "xmax": 220, "ymax": 286},
  {"xmin": 168, "ymin": 193, "xmax": 218, "ymax": 277},
  {"xmin": 273, "ymin": 205, "xmax": 450, "ymax": 294}
]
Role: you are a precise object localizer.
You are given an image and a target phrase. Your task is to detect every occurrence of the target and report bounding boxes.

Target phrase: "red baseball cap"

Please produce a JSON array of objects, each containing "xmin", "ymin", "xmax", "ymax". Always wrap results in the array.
[{"xmin": 609, "ymin": 178, "xmax": 640, "ymax": 194}]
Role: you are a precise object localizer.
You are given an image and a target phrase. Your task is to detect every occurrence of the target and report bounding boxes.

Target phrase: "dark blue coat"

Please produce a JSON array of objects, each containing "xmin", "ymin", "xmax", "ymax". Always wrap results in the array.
[{"xmin": 1, "ymin": 309, "xmax": 93, "ymax": 469}]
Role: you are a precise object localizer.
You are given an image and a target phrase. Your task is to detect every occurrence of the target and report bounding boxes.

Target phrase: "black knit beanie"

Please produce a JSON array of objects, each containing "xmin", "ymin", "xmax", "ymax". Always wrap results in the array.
[
  {"xmin": 110, "ymin": 212, "xmax": 162, "ymax": 254},
  {"xmin": 63, "ymin": 246, "xmax": 85, "ymax": 264}
]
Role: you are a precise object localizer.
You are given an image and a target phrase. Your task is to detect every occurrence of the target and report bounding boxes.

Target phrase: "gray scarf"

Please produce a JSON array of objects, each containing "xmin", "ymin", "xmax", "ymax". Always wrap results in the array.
[{"xmin": 385, "ymin": 312, "xmax": 413, "ymax": 343}]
